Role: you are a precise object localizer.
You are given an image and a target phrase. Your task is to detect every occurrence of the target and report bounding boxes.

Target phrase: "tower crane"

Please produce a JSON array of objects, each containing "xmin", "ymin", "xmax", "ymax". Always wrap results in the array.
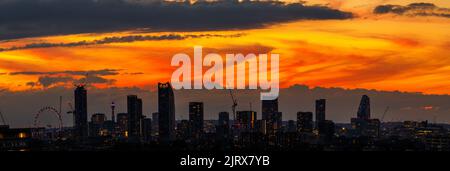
[
  {"xmin": 0, "ymin": 110, "xmax": 7, "ymax": 125},
  {"xmin": 67, "ymin": 102, "xmax": 76, "ymax": 126},
  {"xmin": 228, "ymin": 89, "xmax": 238, "ymax": 121},
  {"xmin": 381, "ymin": 106, "xmax": 390, "ymax": 122},
  {"xmin": 225, "ymin": 81, "xmax": 238, "ymax": 121}
]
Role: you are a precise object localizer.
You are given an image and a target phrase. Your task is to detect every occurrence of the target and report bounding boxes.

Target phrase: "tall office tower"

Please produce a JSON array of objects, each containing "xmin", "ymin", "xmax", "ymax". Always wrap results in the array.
[
  {"xmin": 217, "ymin": 112, "xmax": 230, "ymax": 138},
  {"xmin": 116, "ymin": 113, "xmax": 128, "ymax": 137},
  {"xmin": 351, "ymin": 95, "xmax": 379, "ymax": 137},
  {"xmin": 315, "ymin": 99, "xmax": 326, "ymax": 125},
  {"xmin": 236, "ymin": 111, "xmax": 257, "ymax": 130},
  {"xmin": 127, "ymin": 95, "xmax": 143, "ymax": 138},
  {"xmin": 74, "ymin": 85, "xmax": 88, "ymax": 139},
  {"xmin": 218, "ymin": 112, "xmax": 230, "ymax": 129},
  {"xmin": 297, "ymin": 112, "xmax": 313, "ymax": 133},
  {"xmin": 262, "ymin": 98, "xmax": 278, "ymax": 134},
  {"xmin": 142, "ymin": 117, "xmax": 152, "ymax": 140},
  {"xmin": 262, "ymin": 98, "xmax": 278, "ymax": 120},
  {"xmin": 357, "ymin": 95, "xmax": 371, "ymax": 120},
  {"xmin": 158, "ymin": 82, "xmax": 176, "ymax": 142},
  {"xmin": 189, "ymin": 102, "xmax": 204, "ymax": 138},
  {"xmin": 152, "ymin": 112, "xmax": 159, "ymax": 136},
  {"xmin": 138, "ymin": 99, "xmax": 142, "ymax": 133},
  {"xmin": 273, "ymin": 112, "xmax": 283, "ymax": 130}
]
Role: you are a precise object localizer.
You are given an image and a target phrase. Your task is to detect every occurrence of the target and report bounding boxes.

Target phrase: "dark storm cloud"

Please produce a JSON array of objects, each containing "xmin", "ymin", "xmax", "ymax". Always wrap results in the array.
[
  {"xmin": 37, "ymin": 76, "xmax": 73, "ymax": 87},
  {"xmin": 25, "ymin": 82, "xmax": 36, "ymax": 88},
  {"xmin": 0, "ymin": 0, "xmax": 353, "ymax": 40},
  {"xmin": 0, "ymin": 33, "xmax": 243, "ymax": 52},
  {"xmin": 77, "ymin": 75, "xmax": 117, "ymax": 85},
  {"xmin": 9, "ymin": 69, "xmax": 120, "ymax": 76},
  {"xmin": 374, "ymin": 2, "xmax": 450, "ymax": 18},
  {"xmin": 29, "ymin": 75, "xmax": 116, "ymax": 88},
  {"xmin": 12, "ymin": 69, "xmax": 119, "ymax": 88}
]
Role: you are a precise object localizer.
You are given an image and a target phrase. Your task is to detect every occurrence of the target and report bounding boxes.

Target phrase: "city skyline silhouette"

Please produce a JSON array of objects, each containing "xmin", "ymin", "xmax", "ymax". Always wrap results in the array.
[{"xmin": 1, "ymin": 0, "xmax": 449, "ymax": 153}]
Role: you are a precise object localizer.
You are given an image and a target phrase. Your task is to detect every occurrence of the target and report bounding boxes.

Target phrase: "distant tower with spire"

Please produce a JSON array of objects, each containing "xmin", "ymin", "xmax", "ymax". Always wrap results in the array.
[{"xmin": 111, "ymin": 101, "xmax": 116, "ymax": 123}]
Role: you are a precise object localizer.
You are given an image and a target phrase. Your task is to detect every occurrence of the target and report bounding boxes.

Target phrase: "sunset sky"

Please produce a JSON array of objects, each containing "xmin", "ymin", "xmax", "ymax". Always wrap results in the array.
[
  {"xmin": 0, "ymin": 0, "xmax": 449, "ymax": 126},
  {"xmin": 1, "ymin": 0, "xmax": 449, "ymax": 94}
]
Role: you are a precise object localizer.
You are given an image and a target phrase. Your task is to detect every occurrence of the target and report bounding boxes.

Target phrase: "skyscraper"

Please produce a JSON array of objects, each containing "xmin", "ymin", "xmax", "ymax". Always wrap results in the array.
[
  {"xmin": 152, "ymin": 112, "xmax": 159, "ymax": 136},
  {"xmin": 351, "ymin": 95, "xmax": 379, "ymax": 137},
  {"xmin": 262, "ymin": 98, "xmax": 278, "ymax": 120},
  {"xmin": 357, "ymin": 95, "xmax": 371, "ymax": 120},
  {"xmin": 262, "ymin": 98, "xmax": 278, "ymax": 134},
  {"xmin": 189, "ymin": 102, "xmax": 204, "ymax": 138},
  {"xmin": 152, "ymin": 112, "xmax": 159, "ymax": 124},
  {"xmin": 273, "ymin": 112, "xmax": 282, "ymax": 131},
  {"xmin": 158, "ymin": 82, "xmax": 175, "ymax": 142},
  {"xmin": 315, "ymin": 99, "xmax": 326, "ymax": 125},
  {"xmin": 127, "ymin": 95, "xmax": 143, "ymax": 138},
  {"xmin": 142, "ymin": 117, "xmax": 152, "ymax": 141},
  {"xmin": 217, "ymin": 111, "xmax": 230, "ymax": 136},
  {"xmin": 297, "ymin": 112, "xmax": 313, "ymax": 133},
  {"xmin": 74, "ymin": 85, "xmax": 88, "ymax": 139},
  {"xmin": 218, "ymin": 112, "xmax": 230, "ymax": 129}
]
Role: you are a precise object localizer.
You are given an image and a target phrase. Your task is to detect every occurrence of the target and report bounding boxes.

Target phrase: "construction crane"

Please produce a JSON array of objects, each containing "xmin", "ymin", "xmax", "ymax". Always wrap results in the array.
[
  {"xmin": 67, "ymin": 102, "xmax": 76, "ymax": 126},
  {"xmin": 67, "ymin": 102, "xmax": 75, "ymax": 114},
  {"xmin": 225, "ymin": 81, "xmax": 238, "ymax": 121},
  {"xmin": 228, "ymin": 89, "xmax": 238, "ymax": 121},
  {"xmin": 0, "ymin": 110, "xmax": 7, "ymax": 125},
  {"xmin": 381, "ymin": 106, "xmax": 390, "ymax": 122}
]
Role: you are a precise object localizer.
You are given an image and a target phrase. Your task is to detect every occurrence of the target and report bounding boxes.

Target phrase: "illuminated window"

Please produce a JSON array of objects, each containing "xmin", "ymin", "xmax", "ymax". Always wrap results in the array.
[{"xmin": 18, "ymin": 132, "xmax": 27, "ymax": 139}]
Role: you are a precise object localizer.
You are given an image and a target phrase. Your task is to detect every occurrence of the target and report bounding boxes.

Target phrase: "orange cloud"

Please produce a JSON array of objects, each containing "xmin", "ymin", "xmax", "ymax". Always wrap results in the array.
[{"xmin": 0, "ymin": 17, "xmax": 449, "ymax": 95}]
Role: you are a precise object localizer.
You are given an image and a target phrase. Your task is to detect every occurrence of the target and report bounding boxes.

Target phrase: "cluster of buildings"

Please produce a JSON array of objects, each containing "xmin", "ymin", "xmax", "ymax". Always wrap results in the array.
[
  {"xmin": 1, "ymin": 83, "xmax": 450, "ymax": 151},
  {"xmin": 72, "ymin": 82, "xmax": 176, "ymax": 143}
]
